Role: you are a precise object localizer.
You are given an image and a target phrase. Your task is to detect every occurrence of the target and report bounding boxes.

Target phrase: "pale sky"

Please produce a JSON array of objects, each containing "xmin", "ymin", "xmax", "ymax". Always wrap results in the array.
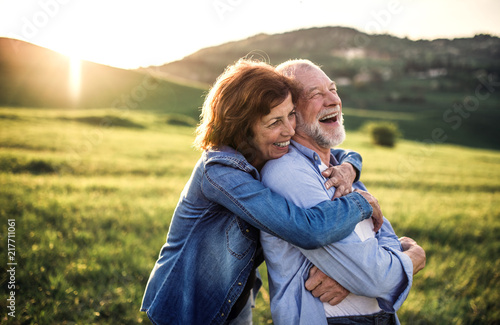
[{"xmin": 1, "ymin": 0, "xmax": 499, "ymax": 69}]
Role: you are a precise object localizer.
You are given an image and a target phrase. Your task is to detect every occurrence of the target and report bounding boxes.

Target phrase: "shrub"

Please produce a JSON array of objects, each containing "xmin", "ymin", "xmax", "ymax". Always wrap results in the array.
[
  {"xmin": 364, "ymin": 122, "xmax": 401, "ymax": 147},
  {"xmin": 165, "ymin": 114, "xmax": 197, "ymax": 127},
  {"xmin": 0, "ymin": 156, "xmax": 58, "ymax": 174}
]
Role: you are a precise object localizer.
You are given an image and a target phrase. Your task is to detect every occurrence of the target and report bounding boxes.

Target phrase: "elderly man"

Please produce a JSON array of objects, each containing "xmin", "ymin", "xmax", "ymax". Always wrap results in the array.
[{"xmin": 260, "ymin": 60, "xmax": 426, "ymax": 325}]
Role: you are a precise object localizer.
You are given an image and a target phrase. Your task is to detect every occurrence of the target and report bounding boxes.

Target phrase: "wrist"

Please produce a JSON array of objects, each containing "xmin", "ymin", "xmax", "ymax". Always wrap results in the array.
[
  {"xmin": 347, "ymin": 163, "xmax": 356, "ymax": 183},
  {"xmin": 350, "ymin": 191, "xmax": 373, "ymax": 221}
]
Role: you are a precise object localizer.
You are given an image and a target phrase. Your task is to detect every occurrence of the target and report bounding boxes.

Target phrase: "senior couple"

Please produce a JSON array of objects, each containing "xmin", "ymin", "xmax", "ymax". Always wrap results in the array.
[{"xmin": 141, "ymin": 59, "xmax": 426, "ymax": 325}]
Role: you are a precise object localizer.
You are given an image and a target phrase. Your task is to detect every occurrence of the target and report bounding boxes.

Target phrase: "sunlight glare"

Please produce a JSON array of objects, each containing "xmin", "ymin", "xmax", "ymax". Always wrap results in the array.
[{"xmin": 69, "ymin": 56, "xmax": 81, "ymax": 103}]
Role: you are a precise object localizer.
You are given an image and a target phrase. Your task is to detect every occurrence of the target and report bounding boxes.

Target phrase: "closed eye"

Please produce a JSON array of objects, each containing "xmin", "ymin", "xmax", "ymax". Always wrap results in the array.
[{"xmin": 269, "ymin": 119, "xmax": 281, "ymax": 127}]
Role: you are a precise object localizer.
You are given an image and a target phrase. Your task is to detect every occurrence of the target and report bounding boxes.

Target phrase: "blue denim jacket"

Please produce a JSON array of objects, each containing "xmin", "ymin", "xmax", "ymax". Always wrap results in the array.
[{"xmin": 141, "ymin": 146, "xmax": 372, "ymax": 325}]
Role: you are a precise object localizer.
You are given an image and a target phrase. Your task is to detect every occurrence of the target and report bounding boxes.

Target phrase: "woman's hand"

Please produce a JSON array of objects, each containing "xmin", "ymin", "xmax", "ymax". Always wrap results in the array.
[
  {"xmin": 353, "ymin": 189, "xmax": 383, "ymax": 232},
  {"xmin": 306, "ymin": 266, "xmax": 349, "ymax": 306},
  {"xmin": 322, "ymin": 163, "xmax": 356, "ymax": 198}
]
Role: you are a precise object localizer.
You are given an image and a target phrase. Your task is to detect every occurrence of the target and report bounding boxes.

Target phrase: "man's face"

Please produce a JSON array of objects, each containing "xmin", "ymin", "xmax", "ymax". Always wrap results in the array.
[{"xmin": 294, "ymin": 67, "xmax": 345, "ymax": 148}]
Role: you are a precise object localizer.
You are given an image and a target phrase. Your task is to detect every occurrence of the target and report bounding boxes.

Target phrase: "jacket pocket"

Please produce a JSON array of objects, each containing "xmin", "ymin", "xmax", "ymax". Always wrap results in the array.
[{"xmin": 226, "ymin": 217, "xmax": 256, "ymax": 259}]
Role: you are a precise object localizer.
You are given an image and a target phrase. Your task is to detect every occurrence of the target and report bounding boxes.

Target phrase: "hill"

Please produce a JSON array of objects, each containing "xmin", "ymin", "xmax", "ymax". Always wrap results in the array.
[
  {"xmin": 0, "ymin": 38, "xmax": 204, "ymax": 118},
  {"xmin": 149, "ymin": 27, "xmax": 500, "ymax": 86},
  {"xmin": 146, "ymin": 27, "xmax": 500, "ymax": 149}
]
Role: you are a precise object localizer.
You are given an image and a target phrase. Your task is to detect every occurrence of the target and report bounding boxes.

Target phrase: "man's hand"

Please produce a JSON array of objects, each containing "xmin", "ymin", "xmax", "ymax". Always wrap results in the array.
[
  {"xmin": 305, "ymin": 266, "xmax": 349, "ymax": 306},
  {"xmin": 322, "ymin": 163, "xmax": 356, "ymax": 198},
  {"xmin": 353, "ymin": 189, "xmax": 383, "ymax": 232},
  {"xmin": 400, "ymin": 237, "xmax": 426, "ymax": 275}
]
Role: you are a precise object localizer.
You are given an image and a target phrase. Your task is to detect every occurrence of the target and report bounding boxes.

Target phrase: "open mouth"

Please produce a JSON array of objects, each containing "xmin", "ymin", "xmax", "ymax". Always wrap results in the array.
[
  {"xmin": 274, "ymin": 140, "xmax": 290, "ymax": 148},
  {"xmin": 319, "ymin": 112, "xmax": 339, "ymax": 124}
]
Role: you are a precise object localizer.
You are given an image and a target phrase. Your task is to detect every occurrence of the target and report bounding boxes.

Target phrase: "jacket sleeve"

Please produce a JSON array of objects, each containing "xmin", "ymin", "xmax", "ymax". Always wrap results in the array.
[
  {"xmin": 202, "ymin": 163, "xmax": 373, "ymax": 249},
  {"xmin": 331, "ymin": 148, "xmax": 362, "ymax": 182}
]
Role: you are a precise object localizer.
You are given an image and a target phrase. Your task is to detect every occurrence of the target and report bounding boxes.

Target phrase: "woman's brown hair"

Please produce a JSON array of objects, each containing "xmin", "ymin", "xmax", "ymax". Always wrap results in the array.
[{"xmin": 194, "ymin": 59, "xmax": 299, "ymax": 158}]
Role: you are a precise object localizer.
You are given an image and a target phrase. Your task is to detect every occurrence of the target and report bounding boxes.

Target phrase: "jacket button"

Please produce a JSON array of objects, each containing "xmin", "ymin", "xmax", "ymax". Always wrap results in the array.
[
  {"xmin": 246, "ymin": 229, "xmax": 250, "ymax": 232},
  {"xmin": 228, "ymin": 299, "xmax": 231, "ymax": 303},
  {"xmin": 238, "ymin": 282, "xmax": 242, "ymax": 286},
  {"xmin": 221, "ymin": 313, "xmax": 224, "ymax": 317}
]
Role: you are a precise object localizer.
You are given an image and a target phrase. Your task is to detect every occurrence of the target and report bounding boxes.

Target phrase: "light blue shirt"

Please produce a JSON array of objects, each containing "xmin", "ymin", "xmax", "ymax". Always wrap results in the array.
[{"xmin": 260, "ymin": 141, "xmax": 414, "ymax": 325}]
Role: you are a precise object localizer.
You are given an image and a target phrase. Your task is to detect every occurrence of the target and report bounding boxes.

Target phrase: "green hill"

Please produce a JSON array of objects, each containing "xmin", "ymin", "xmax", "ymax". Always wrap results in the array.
[
  {"xmin": 148, "ymin": 27, "xmax": 500, "ymax": 150},
  {"xmin": 0, "ymin": 38, "xmax": 204, "ymax": 119}
]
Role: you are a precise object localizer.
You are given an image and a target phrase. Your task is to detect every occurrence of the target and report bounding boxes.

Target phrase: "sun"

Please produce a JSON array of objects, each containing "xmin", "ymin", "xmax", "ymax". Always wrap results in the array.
[{"xmin": 68, "ymin": 54, "xmax": 81, "ymax": 104}]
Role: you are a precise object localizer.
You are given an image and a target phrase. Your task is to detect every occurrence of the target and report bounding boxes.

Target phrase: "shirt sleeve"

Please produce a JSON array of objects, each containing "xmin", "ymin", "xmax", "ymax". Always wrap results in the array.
[
  {"xmin": 202, "ymin": 161, "xmax": 373, "ymax": 249},
  {"xmin": 298, "ymin": 220, "xmax": 414, "ymax": 311},
  {"xmin": 331, "ymin": 148, "xmax": 362, "ymax": 182}
]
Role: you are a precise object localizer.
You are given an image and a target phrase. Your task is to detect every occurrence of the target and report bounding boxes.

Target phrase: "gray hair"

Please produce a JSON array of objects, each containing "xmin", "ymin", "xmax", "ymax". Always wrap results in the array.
[{"xmin": 275, "ymin": 59, "xmax": 322, "ymax": 80}]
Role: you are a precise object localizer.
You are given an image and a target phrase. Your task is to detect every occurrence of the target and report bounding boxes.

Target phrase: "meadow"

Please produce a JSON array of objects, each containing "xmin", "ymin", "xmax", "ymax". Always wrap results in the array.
[{"xmin": 0, "ymin": 107, "xmax": 499, "ymax": 324}]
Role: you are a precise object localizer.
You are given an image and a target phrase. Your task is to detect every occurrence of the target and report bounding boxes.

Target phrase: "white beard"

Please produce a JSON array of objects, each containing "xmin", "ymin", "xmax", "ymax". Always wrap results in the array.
[{"xmin": 296, "ymin": 113, "xmax": 346, "ymax": 148}]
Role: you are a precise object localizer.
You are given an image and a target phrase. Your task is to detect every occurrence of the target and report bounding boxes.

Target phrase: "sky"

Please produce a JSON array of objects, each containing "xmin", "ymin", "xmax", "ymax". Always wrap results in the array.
[{"xmin": 1, "ymin": 0, "xmax": 499, "ymax": 69}]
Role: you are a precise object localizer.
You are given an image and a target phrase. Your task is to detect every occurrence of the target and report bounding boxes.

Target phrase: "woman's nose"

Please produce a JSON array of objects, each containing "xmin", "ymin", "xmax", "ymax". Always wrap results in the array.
[{"xmin": 282, "ymin": 117, "xmax": 295, "ymax": 137}]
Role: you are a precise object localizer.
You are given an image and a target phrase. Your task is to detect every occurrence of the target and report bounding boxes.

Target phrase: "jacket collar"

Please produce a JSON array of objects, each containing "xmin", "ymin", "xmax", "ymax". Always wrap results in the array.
[{"xmin": 204, "ymin": 146, "xmax": 260, "ymax": 179}]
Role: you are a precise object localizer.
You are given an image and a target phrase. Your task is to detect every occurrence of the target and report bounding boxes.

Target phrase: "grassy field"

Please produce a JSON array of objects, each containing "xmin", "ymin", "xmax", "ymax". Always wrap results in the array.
[{"xmin": 1, "ymin": 107, "xmax": 499, "ymax": 324}]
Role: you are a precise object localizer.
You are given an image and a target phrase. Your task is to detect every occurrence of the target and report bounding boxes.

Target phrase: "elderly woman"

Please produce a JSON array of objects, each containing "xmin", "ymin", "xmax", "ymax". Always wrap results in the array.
[{"xmin": 141, "ymin": 60, "xmax": 379, "ymax": 325}]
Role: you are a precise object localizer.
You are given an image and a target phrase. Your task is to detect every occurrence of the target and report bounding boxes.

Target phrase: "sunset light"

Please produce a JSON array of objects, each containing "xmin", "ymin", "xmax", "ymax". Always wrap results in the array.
[
  {"xmin": 1, "ymin": 0, "xmax": 498, "ymax": 69},
  {"xmin": 69, "ymin": 56, "xmax": 81, "ymax": 103}
]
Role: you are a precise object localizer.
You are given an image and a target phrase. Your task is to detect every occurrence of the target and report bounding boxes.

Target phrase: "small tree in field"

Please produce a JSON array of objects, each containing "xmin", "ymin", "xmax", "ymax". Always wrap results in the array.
[{"xmin": 364, "ymin": 122, "xmax": 401, "ymax": 147}]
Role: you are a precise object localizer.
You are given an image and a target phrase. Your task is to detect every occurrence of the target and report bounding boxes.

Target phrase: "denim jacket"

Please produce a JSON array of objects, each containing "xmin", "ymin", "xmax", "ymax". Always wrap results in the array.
[{"xmin": 141, "ymin": 146, "xmax": 372, "ymax": 325}]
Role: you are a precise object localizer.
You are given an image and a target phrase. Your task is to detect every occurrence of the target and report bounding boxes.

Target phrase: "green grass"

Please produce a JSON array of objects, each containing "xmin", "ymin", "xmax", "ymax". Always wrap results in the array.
[{"xmin": 1, "ymin": 107, "xmax": 499, "ymax": 324}]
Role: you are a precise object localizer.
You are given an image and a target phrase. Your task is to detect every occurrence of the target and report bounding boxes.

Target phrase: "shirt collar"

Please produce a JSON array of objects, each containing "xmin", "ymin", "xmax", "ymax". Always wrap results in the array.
[{"xmin": 290, "ymin": 140, "xmax": 339, "ymax": 169}]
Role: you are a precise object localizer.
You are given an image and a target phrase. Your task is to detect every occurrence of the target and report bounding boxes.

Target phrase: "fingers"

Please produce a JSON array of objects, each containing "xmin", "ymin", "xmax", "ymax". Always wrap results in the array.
[
  {"xmin": 371, "ymin": 206, "xmax": 383, "ymax": 232},
  {"xmin": 321, "ymin": 167, "xmax": 334, "ymax": 178},
  {"xmin": 413, "ymin": 245, "xmax": 426, "ymax": 274},
  {"xmin": 324, "ymin": 177, "xmax": 340, "ymax": 191},
  {"xmin": 399, "ymin": 236, "xmax": 416, "ymax": 244},
  {"xmin": 327, "ymin": 287, "xmax": 350, "ymax": 306},
  {"xmin": 403, "ymin": 244, "xmax": 426, "ymax": 274},
  {"xmin": 308, "ymin": 278, "xmax": 349, "ymax": 306},
  {"xmin": 355, "ymin": 190, "xmax": 384, "ymax": 232},
  {"xmin": 306, "ymin": 267, "xmax": 351, "ymax": 301},
  {"xmin": 305, "ymin": 266, "xmax": 322, "ymax": 291},
  {"xmin": 399, "ymin": 236, "xmax": 418, "ymax": 251},
  {"xmin": 331, "ymin": 185, "xmax": 353, "ymax": 199},
  {"xmin": 323, "ymin": 165, "xmax": 353, "ymax": 192}
]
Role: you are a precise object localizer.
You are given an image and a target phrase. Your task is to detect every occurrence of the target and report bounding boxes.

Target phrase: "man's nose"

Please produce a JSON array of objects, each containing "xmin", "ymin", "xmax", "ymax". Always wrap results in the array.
[{"xmin": 325, "ymin": 90, "xmax": 341, "ymax": 107}]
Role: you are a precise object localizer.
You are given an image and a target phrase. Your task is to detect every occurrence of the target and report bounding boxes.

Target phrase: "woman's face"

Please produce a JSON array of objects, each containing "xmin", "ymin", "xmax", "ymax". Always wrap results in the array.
[{"xmin": 250, "ymin": 93, "xmax": 296, "ymax": 169}]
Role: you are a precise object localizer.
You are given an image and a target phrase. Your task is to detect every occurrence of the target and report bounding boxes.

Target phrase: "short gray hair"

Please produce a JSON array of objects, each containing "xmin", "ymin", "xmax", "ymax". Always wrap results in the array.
[{"xmin": 275, "ymin": 59, "xmax": 322, "ymax": 80}]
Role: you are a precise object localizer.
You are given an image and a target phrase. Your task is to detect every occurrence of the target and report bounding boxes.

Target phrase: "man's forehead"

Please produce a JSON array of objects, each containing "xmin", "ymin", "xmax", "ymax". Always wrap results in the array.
[
  {"xmin": 305, "ymin": 81, "xmax": 336, "ymax": 93},
  {"xmin": 296, "ymin": 68, "xmax": 334, "ymax": 91}
]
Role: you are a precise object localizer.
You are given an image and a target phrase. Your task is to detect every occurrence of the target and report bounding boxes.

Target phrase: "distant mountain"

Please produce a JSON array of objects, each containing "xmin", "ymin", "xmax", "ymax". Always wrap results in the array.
[
  {"xmin": 0, "ymin": 38, "xmax": 204, "ymax": 118},
  {"xmin": 145, "ymin": 26, "xmax": 500, "ymax": 86},
  {"xmin": 145, "ymin": 26, "xmax": 500, "ymax": 149}
]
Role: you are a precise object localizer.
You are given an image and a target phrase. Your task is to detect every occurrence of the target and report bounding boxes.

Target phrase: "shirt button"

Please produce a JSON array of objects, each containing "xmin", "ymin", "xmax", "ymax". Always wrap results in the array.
[{"xmin": 314, "ymin": 154, "xmax": 319, "ymax": 160}]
